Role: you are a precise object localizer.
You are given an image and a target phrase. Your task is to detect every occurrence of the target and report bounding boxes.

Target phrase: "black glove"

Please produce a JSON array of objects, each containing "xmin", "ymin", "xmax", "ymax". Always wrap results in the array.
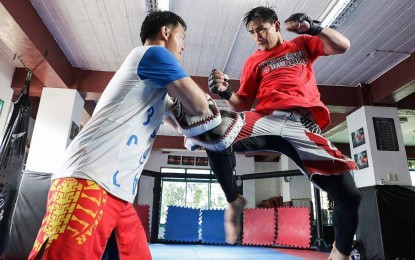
[
  {"xmin": 208, "ymin": 69, "xmax": 233, "ymax": 100},
  {"xmin": 285, "ymin": 13, "xmax": 323, "ymax": 36}
]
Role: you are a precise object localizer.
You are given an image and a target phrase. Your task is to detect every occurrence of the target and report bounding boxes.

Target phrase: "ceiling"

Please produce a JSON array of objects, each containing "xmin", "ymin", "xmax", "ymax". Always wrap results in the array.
[
  {"xmin": 0, "ymin": 0, "xmax": 414, "ymax": 155},
  {"xmin": 27, "ymin": 0, "xmax": 415, "ymax": 83}
]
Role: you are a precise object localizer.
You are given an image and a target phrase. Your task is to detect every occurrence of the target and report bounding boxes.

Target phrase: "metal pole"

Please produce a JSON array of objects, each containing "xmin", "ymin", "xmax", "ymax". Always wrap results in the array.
[
  {"xmin": 150, "ymin": 175, "xmax": 162, "ymax": 243},
  {"xmin": 313, "ymin": 186, "xmax": 325, "ymax": 250}
]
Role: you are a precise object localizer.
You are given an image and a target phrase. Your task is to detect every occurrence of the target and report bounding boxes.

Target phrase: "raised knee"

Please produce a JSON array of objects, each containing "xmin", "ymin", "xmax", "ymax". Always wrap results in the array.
[{"xmin": 335, "ymin": 187, "xmax": 361, "ymax": 209}]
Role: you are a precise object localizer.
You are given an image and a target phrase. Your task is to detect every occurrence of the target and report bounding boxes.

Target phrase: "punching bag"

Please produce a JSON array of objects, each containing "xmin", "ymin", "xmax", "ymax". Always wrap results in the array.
[{"xmin": 0, "ymin": 72, "xmax": 32, "ymax": 256}]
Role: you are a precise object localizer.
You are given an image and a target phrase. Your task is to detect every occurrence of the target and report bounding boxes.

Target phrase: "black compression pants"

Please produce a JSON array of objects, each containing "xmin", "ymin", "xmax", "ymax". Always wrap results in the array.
[{"xmin": 206, "ymin": 135, "xmax": 361, "ymax": 255}]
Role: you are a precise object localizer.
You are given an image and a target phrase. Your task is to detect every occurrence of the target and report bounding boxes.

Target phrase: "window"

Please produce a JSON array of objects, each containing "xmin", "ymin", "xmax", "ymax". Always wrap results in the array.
[
  {"xmin": 160, "ymin": 167, "xmax": 185, "ymax": 174},
  {"xmin": 186, "ymin": 169, "xmax": 211, "ymax": 175},
  {"xmin": 158, "ymin": 167, "xmax": 228, "ymax": 238},
  {"xmin": 409, "ymin": 159, "xmax": 415, "ymax": 171},
  {"xmin": 409, "ymin": 160, "xmax": 415, "ymax": 187}
]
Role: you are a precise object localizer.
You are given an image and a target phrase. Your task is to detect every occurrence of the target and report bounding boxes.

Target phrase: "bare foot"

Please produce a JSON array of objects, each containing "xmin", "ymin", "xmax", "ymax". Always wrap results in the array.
[
  {"xmin": 327, "ymin": 242, "xmax": 352, "ymax": 260},
  {"xmin": 224, "ymin": 195, "xmax": 247, "ymax": 244}
]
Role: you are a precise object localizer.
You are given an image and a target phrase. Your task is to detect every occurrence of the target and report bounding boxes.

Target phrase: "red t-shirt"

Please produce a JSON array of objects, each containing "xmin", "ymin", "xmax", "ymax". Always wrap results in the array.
[{"xmin": 237, "ymin": 35, "xmax": 330, "ymax": 129}]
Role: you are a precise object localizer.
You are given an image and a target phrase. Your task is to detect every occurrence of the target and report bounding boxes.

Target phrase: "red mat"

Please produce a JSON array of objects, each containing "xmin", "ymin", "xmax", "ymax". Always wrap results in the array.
[
  {"xmin": 242, "ymin": 208, "xmax": 275, "ymax": 245},
  {"xmin": 275, "ymin": 207, "xmax": 311, "ymax": 248},
  {"xmin": 133, "ymin": 204, "xmax": 151, "ymax": 242}
]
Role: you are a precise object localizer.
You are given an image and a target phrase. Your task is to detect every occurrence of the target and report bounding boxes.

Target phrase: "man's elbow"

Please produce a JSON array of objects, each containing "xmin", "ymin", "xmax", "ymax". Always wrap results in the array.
[{"xmin": 337, "ymin": 39, "xmax": 350, "ymax": 54}]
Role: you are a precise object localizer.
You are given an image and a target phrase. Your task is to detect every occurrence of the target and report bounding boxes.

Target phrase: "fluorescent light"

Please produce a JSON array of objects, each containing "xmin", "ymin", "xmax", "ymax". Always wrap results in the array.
[
  {"xmin": 320, "ymin": 0, "xmax": 350, "ymax": 27},
  {"xmin": 320, "ymin": 0, "xmax": 363, "ymax": 29},
  {"xmin": 145, "ymin": 0, "xmax": 169, "ymax": 12}
]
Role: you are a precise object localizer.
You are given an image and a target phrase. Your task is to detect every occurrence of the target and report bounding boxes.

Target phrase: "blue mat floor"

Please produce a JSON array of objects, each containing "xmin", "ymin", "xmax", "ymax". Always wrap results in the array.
[{"xmin": 149, "ymin": 244, "xmax": 329, "ymax": 260}]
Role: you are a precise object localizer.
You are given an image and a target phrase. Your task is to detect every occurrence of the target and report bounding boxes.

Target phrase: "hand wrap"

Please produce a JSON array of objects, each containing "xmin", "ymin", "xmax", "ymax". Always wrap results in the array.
[
  {"xmin": 285, "ymin": 13, "xmax": 323, "ymax": 36},
  {"xmin": 208, "ymin": 70, "xmax": 233, "ymax": 100}
]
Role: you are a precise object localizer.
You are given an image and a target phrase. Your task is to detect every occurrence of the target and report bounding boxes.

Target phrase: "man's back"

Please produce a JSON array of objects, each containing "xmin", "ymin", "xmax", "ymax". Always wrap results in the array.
[{"xmin": 54, "ymin": 46, "xmax": 171, "ymax": 203}]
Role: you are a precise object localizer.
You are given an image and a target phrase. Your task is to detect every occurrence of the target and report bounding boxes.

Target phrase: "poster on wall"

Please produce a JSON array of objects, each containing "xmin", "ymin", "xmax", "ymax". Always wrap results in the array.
[
  {"xmin": 167, "ymin": 155, "xmax": 181, "ymax": 165},
  {"xmin": 372, "ymin": 117, "xmax": 399, "ymax": 151},
  {"xmin": 354, "ymin": 150, "xmax": 369, "ymax": 170},
  {"xmin": 181, "ymin": 156, "xmax": 195, "ymax": 166},
  {"xmin": 351, "ymin": 127, "xmax": 365, "ymax": 148},
  {"xmin": 195, "ymin": 157, "xmax": 209, "ymax": 166}
]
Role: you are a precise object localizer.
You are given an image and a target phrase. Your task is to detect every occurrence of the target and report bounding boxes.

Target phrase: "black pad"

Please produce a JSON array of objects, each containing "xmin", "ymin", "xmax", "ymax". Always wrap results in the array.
[{"xmin": 5, "ymin": 171, "xmax": 51, "ymax": 259}]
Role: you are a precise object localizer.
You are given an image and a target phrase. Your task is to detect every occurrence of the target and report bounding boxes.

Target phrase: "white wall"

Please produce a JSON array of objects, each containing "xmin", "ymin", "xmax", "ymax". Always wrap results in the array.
[
  {"xmin": 0, "ymin": 54, "xmax": 15, "ymax": 141},
  {"xmin": 254, "ymin": 161, "xmax": 278, "ymax": 173}
]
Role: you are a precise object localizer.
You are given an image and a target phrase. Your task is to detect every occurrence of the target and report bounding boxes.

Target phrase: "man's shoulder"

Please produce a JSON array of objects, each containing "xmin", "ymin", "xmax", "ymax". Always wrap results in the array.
[
  {"xmin": 128, "ymin": 46, "xmax": 175, "ymax": 65},
  {"xmin": 247, "ymin": 49, "xmax": 264, "ymax": 61},
  {"xmin": 130, "ymin": 45, "xmax": 167, "ymax": 55},
  {"xmin": 243, "ymin": 52, "xmax": 258, "ymax": 69}
]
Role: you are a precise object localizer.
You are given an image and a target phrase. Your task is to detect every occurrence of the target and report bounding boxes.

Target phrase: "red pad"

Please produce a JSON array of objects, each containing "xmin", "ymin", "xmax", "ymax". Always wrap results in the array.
[
  {"xmin": 242, "ymin": 208, "xmax": 275, "ymax": 245},
  {"xmin": 133, "ymin": 204, "xmax": 151, "ymax": 242},
  {"xmin": 275, "ymin": 207, "xmax": 311, "ymax": 248}
]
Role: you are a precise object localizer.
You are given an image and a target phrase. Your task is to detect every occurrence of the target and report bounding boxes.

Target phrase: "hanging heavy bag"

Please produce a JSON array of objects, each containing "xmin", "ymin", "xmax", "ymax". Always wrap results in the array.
[{"xmin": 0, "ymin": 73, "xmax": 32, "ymax": 256}]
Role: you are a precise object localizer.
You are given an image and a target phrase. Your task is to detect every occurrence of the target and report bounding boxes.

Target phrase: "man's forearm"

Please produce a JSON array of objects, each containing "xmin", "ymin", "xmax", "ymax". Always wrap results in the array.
[
  {"xmin": 225, "ymin": 94, "xmax": 254, "ymax": 112},
  {"xmin": 317, "ymin": 27, "xmax": 350, "ymax": 55}
]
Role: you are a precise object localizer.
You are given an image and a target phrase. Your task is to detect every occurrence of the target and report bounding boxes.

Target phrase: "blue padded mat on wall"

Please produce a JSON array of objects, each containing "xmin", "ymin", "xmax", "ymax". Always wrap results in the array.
[
  {"xmin": 164, "ymin": 206, "xmax": 200, "ymax": 242},
  {"xmin": 201, "ymin": 209, "xmax": 226, "ymax": 244}
]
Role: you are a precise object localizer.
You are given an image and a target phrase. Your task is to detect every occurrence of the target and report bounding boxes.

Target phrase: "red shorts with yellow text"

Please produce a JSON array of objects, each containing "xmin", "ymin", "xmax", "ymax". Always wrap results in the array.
[{"xmin": 29, "ymin": 178, "xmax": 151, "ymax": 260}]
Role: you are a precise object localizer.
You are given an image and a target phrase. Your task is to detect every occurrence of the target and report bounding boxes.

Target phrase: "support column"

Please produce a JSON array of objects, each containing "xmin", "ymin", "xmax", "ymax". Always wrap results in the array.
[
  {"xmin": 25, "ymin": 88, "xmax": 84, "ymax": 174},
  {"xmin": 347, "ymin": 106, "xmax": 414, "ymax": 259},
  {"xmin": 346, "ymin": 106, "xmax": 411, "ymax": 187}
]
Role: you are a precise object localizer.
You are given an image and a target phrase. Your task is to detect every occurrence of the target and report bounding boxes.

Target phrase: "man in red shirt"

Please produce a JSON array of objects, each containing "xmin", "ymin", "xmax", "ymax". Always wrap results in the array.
[{"xmin": 207, "ymin": 6, "xmax": 361, "ymax": 260}]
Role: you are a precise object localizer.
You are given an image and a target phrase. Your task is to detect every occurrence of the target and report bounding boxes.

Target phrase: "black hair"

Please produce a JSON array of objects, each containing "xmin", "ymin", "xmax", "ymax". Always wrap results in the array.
[
  {"xmin": 140, "ymin": 11, "xmax": 187, "ymax": 45},
  {"xmin": 243, "ymin": 6, "xmax": 278, "ymax": 29}
]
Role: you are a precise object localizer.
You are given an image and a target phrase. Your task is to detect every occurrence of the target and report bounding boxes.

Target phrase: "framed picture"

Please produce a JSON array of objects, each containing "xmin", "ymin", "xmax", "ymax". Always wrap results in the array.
[
  {"xmin": 354, "ymin": 150, "xmax": 369, "ymax": 170},
  {"xmin": 351, "ymin": 127, "xmax": 365, "ymax": 148},
  {"xmin": 167, "ymin": 155, "xmax": 181, "ymax": 165},
  {"xmin": 181, "ymin": 156, "xmax": 195, "ymax": 166},
  {"xmin": 195, "ymin": 157, "xmax": 209, "ymax": 166}
]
